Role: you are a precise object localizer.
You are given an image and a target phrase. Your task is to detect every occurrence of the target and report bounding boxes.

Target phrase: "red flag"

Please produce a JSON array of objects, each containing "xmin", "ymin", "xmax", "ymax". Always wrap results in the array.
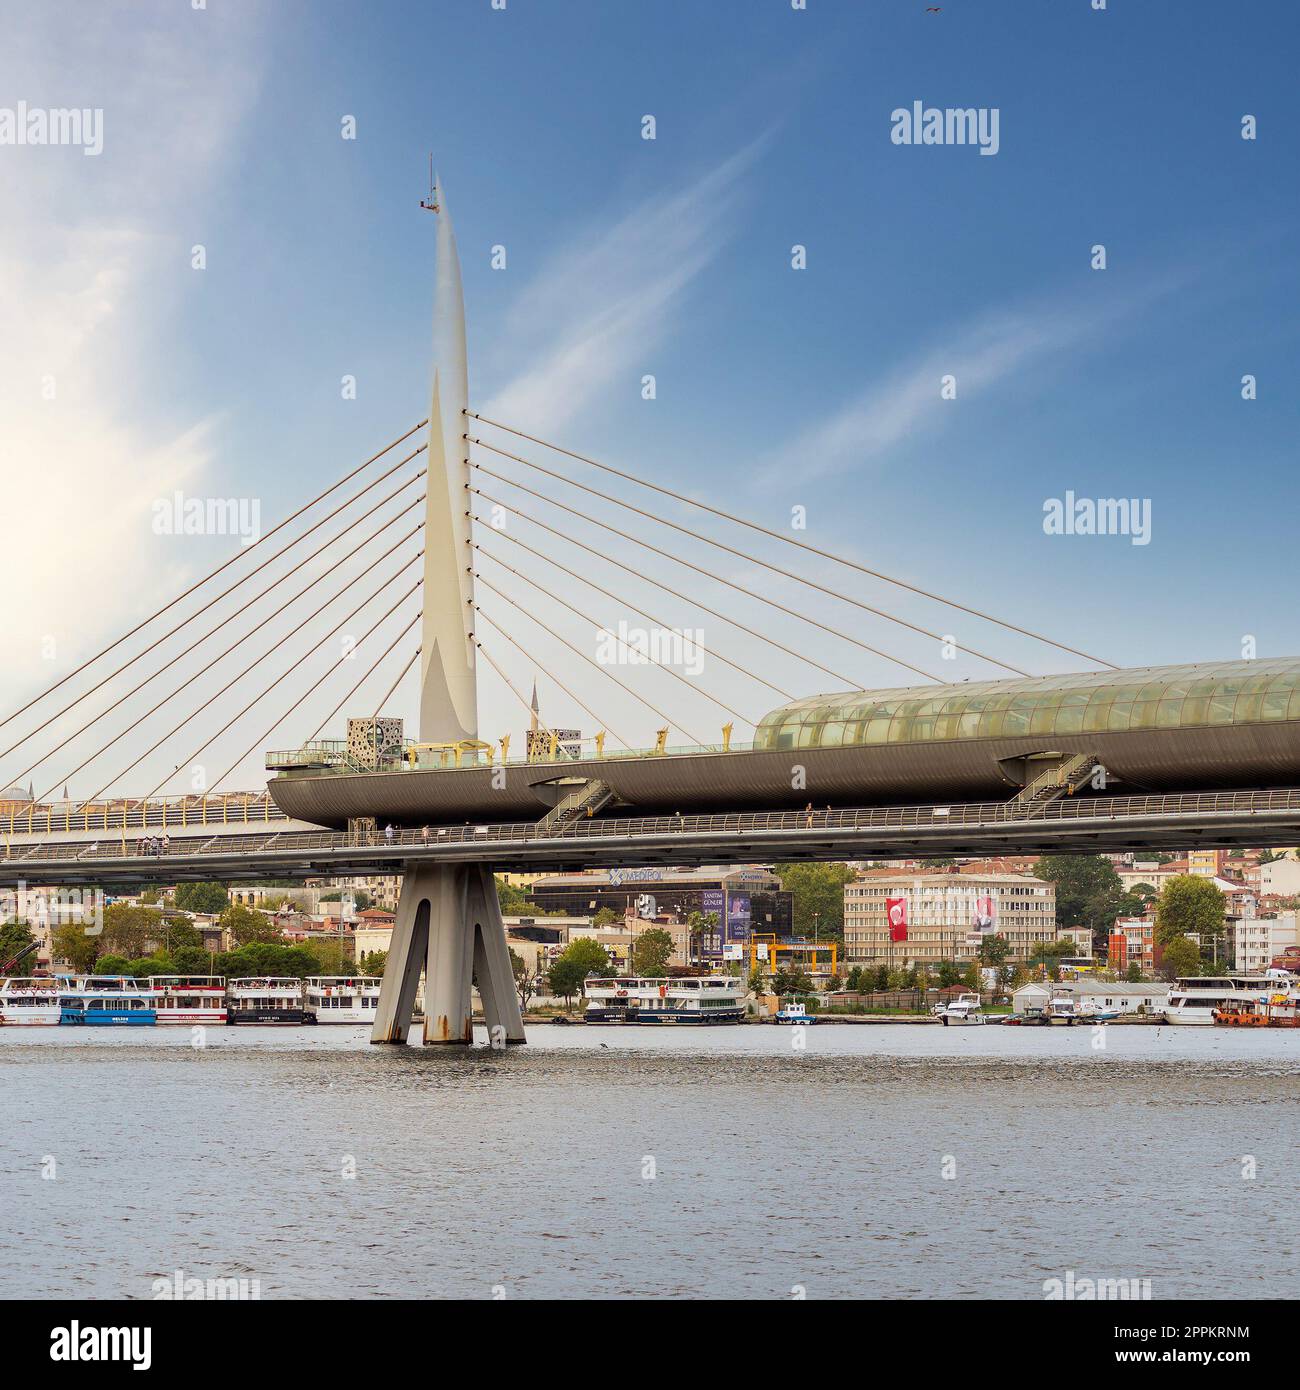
[{"xmin": 886, "ymin": 896, "xmax": 908, "ymax": 943}]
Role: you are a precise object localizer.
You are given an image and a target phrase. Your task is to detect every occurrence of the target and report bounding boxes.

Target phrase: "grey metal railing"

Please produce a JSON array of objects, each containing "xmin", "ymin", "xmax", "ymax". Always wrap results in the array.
[{"xmin": 4, "ymin": 786, "xmax": 1300, "ymax": 866}]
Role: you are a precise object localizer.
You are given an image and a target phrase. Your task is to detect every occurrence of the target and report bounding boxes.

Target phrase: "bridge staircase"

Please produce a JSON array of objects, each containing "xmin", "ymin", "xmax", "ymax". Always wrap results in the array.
[
  {"xmin": 1010, "ymin": 753, "xmax": 1101, "ymax": 817},
  {"xmin": 536, "ymin": 779, "xmax": 615, "ymax": 834}
]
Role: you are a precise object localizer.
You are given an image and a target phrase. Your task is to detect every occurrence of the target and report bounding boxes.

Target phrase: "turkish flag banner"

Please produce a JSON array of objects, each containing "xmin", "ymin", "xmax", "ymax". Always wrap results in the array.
[{"xmin": 886, "ymin": 896, "xmax": 908, "ymax": 943}]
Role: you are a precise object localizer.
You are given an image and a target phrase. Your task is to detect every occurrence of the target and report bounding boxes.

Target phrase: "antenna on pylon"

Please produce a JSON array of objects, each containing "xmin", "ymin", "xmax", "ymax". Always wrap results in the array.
[{"xmin": 419, "ymin": 153, "xmax": 439, "ymax": 213}]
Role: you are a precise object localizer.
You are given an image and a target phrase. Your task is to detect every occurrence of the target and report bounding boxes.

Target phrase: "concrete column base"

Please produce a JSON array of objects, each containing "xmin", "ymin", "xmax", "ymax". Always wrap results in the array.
[{"xmin": 370, "ymin": 862, "xmax": 526, "ymax": 1046}]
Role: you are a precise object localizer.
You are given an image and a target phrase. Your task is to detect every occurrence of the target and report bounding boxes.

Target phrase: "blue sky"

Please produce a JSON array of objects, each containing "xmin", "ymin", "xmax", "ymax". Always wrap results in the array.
[{"xmin": 2, "ymin": 0, "xmax": 1299, "ymax": 795}]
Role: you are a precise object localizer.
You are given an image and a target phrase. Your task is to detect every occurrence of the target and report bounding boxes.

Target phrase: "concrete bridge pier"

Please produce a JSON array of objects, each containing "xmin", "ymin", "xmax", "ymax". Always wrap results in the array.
[{"xmin": 370, "ymin": 861, "xmax": 525, "ymax": 1046}]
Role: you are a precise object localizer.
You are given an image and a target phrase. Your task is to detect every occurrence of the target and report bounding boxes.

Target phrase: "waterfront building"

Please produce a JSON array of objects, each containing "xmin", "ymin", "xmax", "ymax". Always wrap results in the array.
[
  {"xmin": 1013, "ymin": 981, "xmax": 1169, "ymax": 1016},
  {"xmin": 1227, "ymin": 913, "xmax": 1298, "ymax": 974},
  {"xmin": 1108, "ymin": 917, "xmax": 1155, "ymax": 975},
  {"xmin": 843, "ymin": 872, "xmax": 1056, "ymax": 968},
  {"xmin": 525, "ymin": 865, "xmax": 791, "ymax": 958}
]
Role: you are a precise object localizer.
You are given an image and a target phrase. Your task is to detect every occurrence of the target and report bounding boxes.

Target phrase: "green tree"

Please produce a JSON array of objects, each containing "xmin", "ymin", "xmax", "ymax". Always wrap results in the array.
[
  {"xmin": 219, "ymin": 904, "xmax": 282, "ymax": 946},
  {"xmin": 358, "ymin": 951, "xmax": 388, "ymax": 976},
  {"xmin": 1154, "ymin": 875, "xmax": 1225, "ymax": 950},
  {"xmin": 1036, "ymin": 856, "xmax": 1125, "ymax": 943},
  {"xmin": 546, "ymin": 938, "xmax": 612, "ymax": 1006},
  {"xmin": 1125, "ymin": 961, "xmax": 1144, "ymax": 982},
  {"xmin": 773, "ymin": 862, "xmax": 855, "ymax": 942},
  {"xmin": 173, "ymin": 882, "xmax": 229, "ymax": 915},
  {"xmin": 100, "ymin": 904, "xmax": 166, "ymax": 959},
  {"xmin": 93, "ymin": 955, "xmax": 133, "ymax": 976},
  {"xmin": 593, "ymin": 906, "xmax": 622, "ymax": 928},
  {"xmin": 1158, "ymin": 934, "xmax": 1201, "ymax": 981},
  {"xmin": 685, "ymin": 911, "xmax": 719, "ymax": 963},
  {"xmin": 171, "ymin": 945, "xmax": 212, "ymax": 974},
  {"xmin": 771, "ymin": 967, "xmax": 813, "ymax": 997},
  {"xmin": 51, "ymin": 921, "xmax": 101, "ymax": 973},
  {"xmin": 216, "ymin": 942, "xmax": 319, "ymax": 979},
  {"xmin": 874, "ymin": 964, "xmax": 890, "ymax": 992},
  {"xmin": 509, "ymin": 948, "xmax": 536, "ymax": 1010},
  {"xmin": 936, "ymin": 960, "xmax": 962, "ymax": 988},
  {"xmin": 977, "ymin": 934, "xmax": 1010, "ymax": 970},
  {"xmin": 1030, "ymin": 937, "xmax": 1075, "ymax": 981},
  {"xmin": 161, "ymin": 919, "xmax": 202, "ymax": 951},
  {"xmin": 630, "ymin": 927, "xmax": 674, "ymax": 977},
  {"xmin": 0, "ymin": 921, "xmax": 36, "ymax": 974}
]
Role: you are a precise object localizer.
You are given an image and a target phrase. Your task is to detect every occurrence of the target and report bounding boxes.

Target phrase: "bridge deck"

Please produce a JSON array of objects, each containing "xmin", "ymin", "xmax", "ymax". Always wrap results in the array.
[{"xmin": 2, "ymin": 788, "xmax": 1299, "ymax": 885}]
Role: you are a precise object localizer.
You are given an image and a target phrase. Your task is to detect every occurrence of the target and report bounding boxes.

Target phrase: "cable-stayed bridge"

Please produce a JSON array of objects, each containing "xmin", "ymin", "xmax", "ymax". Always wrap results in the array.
[{"xmin": 6, "ymin": 176, "xmax": 1300, "ymax": 1043}]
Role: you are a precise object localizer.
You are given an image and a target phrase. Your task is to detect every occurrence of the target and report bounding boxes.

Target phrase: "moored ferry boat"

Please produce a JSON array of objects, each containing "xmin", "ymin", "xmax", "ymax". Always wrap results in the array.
[
  {"xmin": 1164, "ymin": 974, "xmax": 1282, "ymax": 1026},
  {"xmin": 59, "ymin": 975, "xmax": 157, "ymax": 1026},
  {"xmin": 583, "ymin": 976, "xmax": 746, "ymax": 1024},
  {"xmin": 148, "ymin": 975, "xmax": 227, "ymax": 1025},
  {"xmin": 226, "ymin": 977, "xmax": 315, "ymax": 1025},
  {"xmin": 304, "ymin": 976, "xmax": 380, "ymax": 1023},
  {"xmin": 0, "ymin": 976, "xmax": 63, "ymax": 1025}
]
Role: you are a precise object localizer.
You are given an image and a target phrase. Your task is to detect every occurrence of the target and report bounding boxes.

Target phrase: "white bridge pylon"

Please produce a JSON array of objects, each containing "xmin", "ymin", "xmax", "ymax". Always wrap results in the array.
[{"xmin": 371, "ymin": 177, "xmax": 521, "ymax": 1045}]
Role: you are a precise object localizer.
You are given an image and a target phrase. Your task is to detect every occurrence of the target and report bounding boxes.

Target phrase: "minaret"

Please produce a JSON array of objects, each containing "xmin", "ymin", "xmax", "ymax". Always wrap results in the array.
[{"xmin": 418, "ymin": 176, "xmax": 478, "ymax": 744}]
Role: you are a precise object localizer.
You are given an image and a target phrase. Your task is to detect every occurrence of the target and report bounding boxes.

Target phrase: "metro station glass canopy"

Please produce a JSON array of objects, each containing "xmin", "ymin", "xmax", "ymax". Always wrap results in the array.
[{"xmin": 754, "ymin": 658, "xmax": 1300, "ymax": 752}]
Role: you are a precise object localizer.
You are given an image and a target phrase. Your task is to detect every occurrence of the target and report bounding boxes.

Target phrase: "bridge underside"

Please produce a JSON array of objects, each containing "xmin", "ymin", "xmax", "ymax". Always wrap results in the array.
[{"xmin": 4, "ymin": 788, "xmax": 1300, "ymax": 886}]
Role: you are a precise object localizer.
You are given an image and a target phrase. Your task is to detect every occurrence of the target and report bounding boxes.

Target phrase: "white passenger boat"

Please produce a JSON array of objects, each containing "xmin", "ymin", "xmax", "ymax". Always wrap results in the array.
[
  {"xmin": 584, "ymin": 976, "xmax": 746, "ymax": 1024},
  {"xmin": 303, "ymin": 976, "xmax": 381, "ymax": 1023},
  {"xmin": 59, "ymin": 975, "xmax": 157, "ymax": 1026},
  {"xmin": 148, "ymin": 975, "xmax": 227, "ymax": 1025},
  {"xmin": 938, "ymin": 993, "xmax": 985, "ymax": 1026},
  {"xmin": 0, "ymin": 976, "xmax": 63, "ymax": 1025},
  {"xmin": 775, "ymin": 1001, "xmax": 817, "ymax": 1024},
  {"xmin": 1164, "ymin": 974, "xmax": 1282, "ymax": 1026},
  {"xmin": 226, "ymin": 977, "xmax": 315, "ymax": 1025}
]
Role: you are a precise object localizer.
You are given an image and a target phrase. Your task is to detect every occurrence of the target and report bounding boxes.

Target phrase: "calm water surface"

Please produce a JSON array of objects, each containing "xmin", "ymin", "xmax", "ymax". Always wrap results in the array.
[{"xmin": 2, "ymin": 1023, "xmax": 1296, "ymax": 1300}]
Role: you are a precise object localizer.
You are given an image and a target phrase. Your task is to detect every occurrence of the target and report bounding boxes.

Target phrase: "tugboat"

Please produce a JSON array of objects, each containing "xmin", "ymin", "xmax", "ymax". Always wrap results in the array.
[
  {"xmin": 774, "ymin": 1000, "xmax": 817, "ymax": 1024},
  {"xmin": 225, "ymin": 977, "xmax": 316, "ymax": 1025}
]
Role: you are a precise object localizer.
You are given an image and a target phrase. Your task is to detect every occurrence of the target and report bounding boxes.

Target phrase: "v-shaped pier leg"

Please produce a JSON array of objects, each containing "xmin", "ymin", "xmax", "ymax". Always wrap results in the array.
[{"xmin": 370, "ymin": 862, "xmax": 525, "ymax": 1046}]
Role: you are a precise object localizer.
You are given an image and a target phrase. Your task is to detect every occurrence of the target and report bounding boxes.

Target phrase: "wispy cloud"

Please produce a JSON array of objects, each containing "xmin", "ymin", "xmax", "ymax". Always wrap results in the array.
[
  {"xmin": 483, "ymin": 138, "xmax": 768, "ymax": 436},
  {"xmin": 760, "ymin": 276, "xmax": 1186, "ymax": 486},
  {"xmin": 0, "ymin": 4, "xmax": 266, "ymax": 704}
]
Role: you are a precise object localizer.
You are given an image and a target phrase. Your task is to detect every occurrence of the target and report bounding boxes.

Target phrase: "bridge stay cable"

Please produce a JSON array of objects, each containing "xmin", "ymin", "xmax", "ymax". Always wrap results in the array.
[
  {"xmin": 471, "ymin": 575, "xmax": 705, "ymax": 745},
  {"xmin": 471, "ymin": 443, "xmax": 986, "ymax": 680},
  {"xmin": 469, "ymin": 613, "xmax": 632, "ymax": 752},
  {"xmin": 0, "ymin": 451, "xmax": 429, "ymax": 765},
  {"xmin": 469, "ymin": 479, "xmax": 938, "ymax": 685},
  {"xmin": 471, "ymin": 548, "xmax": 757, "ymax": 728},
  {"xmin": 8, "ymin": 493, "xmax": 427, "ymax": 793},
  {"xmin": 470, "ymin": 504, "xmax": 858, "ymax": 695},
  {"xmin": 74, "ymin": 546, "xmax": 425, "ymax": 808},
  {"xmin": 473, "ymin": 532, "xmax": 796, "ymax": 702},
  {"xmin": 38, "ymin": 526, "xmax": 425, "ymax": 807},
  {"xmin": 468, "ymin": 413, "xmax": 1117, "ymax": 672},
  {"xmin": 145, "ymin": 572, "xmax": 423, "ymax": 803},
  {"xmin": 209, "ymin": 611, "xmax": 424, "ymax": 794},
  {"xmin": 372, "ymin": 645, "xmax": 422, "ymax": 720},
  {"xmin": 0, "ymin": 420, "xmax": 428, "ymax": 737}
]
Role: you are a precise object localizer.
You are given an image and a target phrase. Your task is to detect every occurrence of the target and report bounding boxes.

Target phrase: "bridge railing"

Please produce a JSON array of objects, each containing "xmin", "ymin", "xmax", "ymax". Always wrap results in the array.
[
  {"xmin": 4, "ymin": 786, "xmax": 1300, "ymax": 866},
  {"xmin": 0, "ymin": 792, "xmax": 288, "ymax": 838}
]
